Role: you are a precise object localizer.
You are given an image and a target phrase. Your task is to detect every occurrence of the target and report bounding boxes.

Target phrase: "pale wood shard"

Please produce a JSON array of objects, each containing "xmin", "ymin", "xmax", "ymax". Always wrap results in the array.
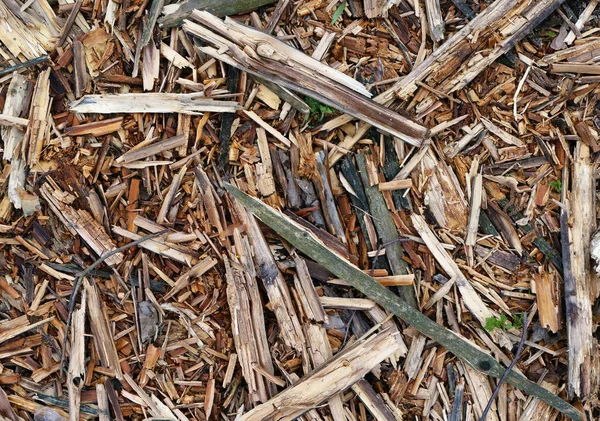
[
  {"xmin": 550, "ymin": 63, "xmax": 600, "ymax": 75},
  {"xmin": 463, "ymin": 363, "xmax": 499, "ymax": 421},
  {"xmin": 69, "ymin": 93, "xmax": 241, "ymax": 114},
  {"xmin": 157, "ymin": 165, "xmax": 187, "ymax": 224},
  {"xmin": 378, "ymin": 179, "xmax": 412, "ymax": 191},
  {"xmin": 8, "ymin": 159, "xmax": 41, "ymax": 217},
  {"xmin": 229, "ymin": 225, "xmax": 278, "ymax": 402},
  {"xmin": 364, "ymin": 0, "xmax": 386, "ymax": 18},
  {"xmin": 425, "ymin": 0, "xmax": 445, "ymax": 42},
  {"xmin": 1, "ymin": 73, "xmax": 29, "ymax": 162},
  {"xmin": 564, "ymin": 141, "xmax": 597, "ymax": 399},
  {"xmin": 293, "ymin": 253, "xmax": 327, "ymax": 323},
  {"xmin": 465, "ymin": 172, "xmax": 483, "ymax": 267},
  {"xmin": 233, "ymin": 203, "xmax": 306, "ymax": 352},
  {"xmin": 242, "ymin": 110, "xmax": 292, "ymax": 148},
  {"xmin": 39, "ymin": 181, "xmax": 123, "ymax": 266},
  {"xmin": 239, "ymin": 329, "xmax": 402, "ymax": 421},
  {"xmin": 112, "ymin": 226, "xmax": 194, "ymax": 265},
  {"xmin": 225, "ymin": 255, "xmax": 274, "ymax": 403},
  {"xmin": 163, "ymin": 256, "xmax": 217, "ymax": 299},
  {"xmin": 480, "ymin": 118, "xmax": 523, "ymax": 147},
  {"xmin": 444, "ymin": 123, "xmax": 484, "ymax": 159},
  {"xmin": 96, "ymin": 383, "xmax": 110, "ymax": 421},
  {"xmin": 0, "ymin": 316, "xmax": 54, "ymax": 345},
  {"xmin": 115, "ymin": 134, "xmax": 186, "ymax": 164},
  {"xmin": 420, "ymin": 149, "xmax": 468, "ymax": 232},
  {"xmin": 84, "ymin": 278, "xmax": 123, "ymax": 380},
  {"xmin": 0, "ymin": 1, "xmax": 53, "ymax": 62},
  {"xmin": 320, "ymin": 296, "xmax": 376, "ymax": 310},
  {"xmin": 305, "ymin": 324, "xmax": 346, "ymax": 421},
  {"xmin": 68, "ymin": 289, "xmax": 86, "ymax": 421}
]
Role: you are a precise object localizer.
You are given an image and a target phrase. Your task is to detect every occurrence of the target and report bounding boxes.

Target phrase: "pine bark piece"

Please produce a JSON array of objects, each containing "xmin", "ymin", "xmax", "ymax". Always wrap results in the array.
[
  {"xmin": 70, "ymin": 93, "xmax": 241, "ymax": 114},
  {"xmin": 355, "ymin": 153, "xmax": 417, "ymax": 308},
  {"xmin": 239, "ymin": 328, "xmax": 402, "ymax": 421},
  {"xmin": 225, "ymin": 184, "xmax": 583, "ymax": 421},
  {"xmin": 564, "ymin": 142, "xmax": 597, "ymax": 399},
  {"xmin": 183, "ymin": 11, "xmax": 428, "ymax": 147},
  {"xmin": 39, "ymin": 181, "xmax": 123, "ymax": 266},
  {"xmin": 84, "ymin": 278, "xmax": 123, "ymax": 380}
]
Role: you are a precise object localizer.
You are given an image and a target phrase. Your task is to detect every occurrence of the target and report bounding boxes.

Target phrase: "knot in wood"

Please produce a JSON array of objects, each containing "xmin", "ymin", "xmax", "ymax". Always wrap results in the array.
[{"xmin": 256, "ymin": 43, "xmax": 276, "ymax": 58}]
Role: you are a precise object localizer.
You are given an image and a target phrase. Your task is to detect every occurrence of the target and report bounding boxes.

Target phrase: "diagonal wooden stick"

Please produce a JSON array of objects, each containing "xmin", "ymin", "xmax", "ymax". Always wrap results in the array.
[{"xmin": 224, "ymin": 184, "xmax": 583, "ymax": 421}]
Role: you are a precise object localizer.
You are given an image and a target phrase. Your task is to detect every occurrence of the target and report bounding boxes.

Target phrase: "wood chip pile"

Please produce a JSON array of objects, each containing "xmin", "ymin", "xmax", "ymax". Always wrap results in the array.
[{"xmin": 0, "ymin": 0, "xmax": 599, "ymax": 420}]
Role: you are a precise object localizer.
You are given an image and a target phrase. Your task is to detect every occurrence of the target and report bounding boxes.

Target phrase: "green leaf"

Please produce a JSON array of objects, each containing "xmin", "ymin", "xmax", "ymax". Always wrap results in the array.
[
  {"xmin": 331, "ymin": 1, "xmax": 346, "ymax": 24},
  {"xmin": 305, "ymin": 97, "xmax": 334, "ymax": 122},
  {"xmin": 549, "ymin": 180, "xmax": 562, "ymax": 193},
  {"xmin": 484, "ymin": 317, "xmax": 499, "ymax": 332}
]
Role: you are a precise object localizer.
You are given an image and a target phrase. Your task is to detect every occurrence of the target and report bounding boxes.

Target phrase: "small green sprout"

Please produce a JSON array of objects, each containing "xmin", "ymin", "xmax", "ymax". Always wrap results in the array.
[
  {"xmin": 484, "ymin": 313, "xmax": 524, "ymax": 332},
  {"xmin": 305, "ymin": 97, "xmax": 334, "ymax": 122},
  {"xmin": 549, "ymin": 180, "xmax": 562, "ymax": 193}
]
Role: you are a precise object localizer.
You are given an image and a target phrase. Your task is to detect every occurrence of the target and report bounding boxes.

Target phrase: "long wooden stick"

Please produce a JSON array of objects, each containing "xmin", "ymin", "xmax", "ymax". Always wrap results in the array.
[{"xmin": 224, "ymin": 184, "xmax": 583, "ymax": 421}]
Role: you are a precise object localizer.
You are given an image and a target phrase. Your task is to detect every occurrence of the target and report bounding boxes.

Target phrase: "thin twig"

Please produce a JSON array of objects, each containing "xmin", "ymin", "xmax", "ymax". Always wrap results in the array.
[
  {"xmin": 59, "ymin": 229, "xmax": 169, "ymax": 376},
  {"xmin": 478, "ymin": 312, "xmax": 529, "ymax": 421},
  {"xmin": 0, "ymin": 55, "xmax": 50, "ymax": 77}
]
